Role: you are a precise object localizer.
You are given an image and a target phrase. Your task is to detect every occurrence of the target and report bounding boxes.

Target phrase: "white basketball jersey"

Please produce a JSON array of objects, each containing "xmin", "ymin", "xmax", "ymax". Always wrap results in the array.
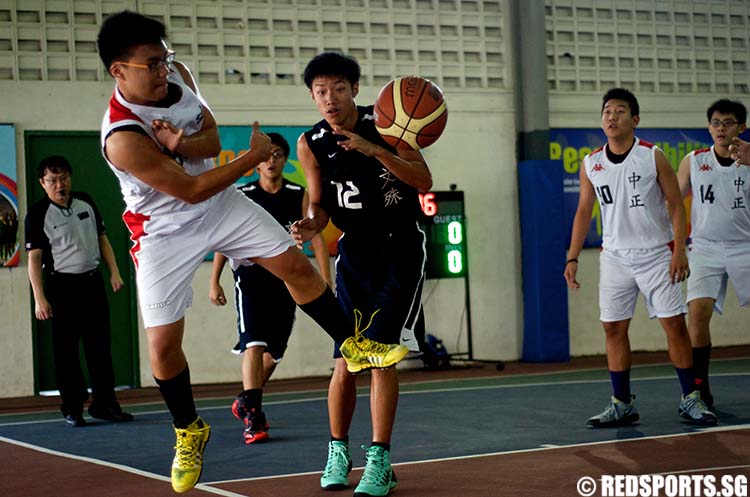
[
  {"xmin": 689, "ymin": 146, "xmax": 750, "ymax": 242},
  {"xmin": 584, "ymin": 138, "xmax": 673, "ymax": 249},
  {"xmin": 100, "ymin": 68, "xmax": 231, "ymax": 237}
]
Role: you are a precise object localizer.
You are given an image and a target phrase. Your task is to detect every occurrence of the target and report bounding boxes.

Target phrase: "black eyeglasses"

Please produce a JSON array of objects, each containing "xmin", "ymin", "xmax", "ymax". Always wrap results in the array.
[
  {"xmin": 42, "ymin": 174, "xmax": 70, "ymax": 186},
  {"xmin": 710, "ymin": 119, "xmax": 739, "ymax": 128}
]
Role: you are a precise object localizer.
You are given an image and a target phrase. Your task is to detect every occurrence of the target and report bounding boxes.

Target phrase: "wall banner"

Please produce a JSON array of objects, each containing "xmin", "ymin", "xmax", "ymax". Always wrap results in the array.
[
  {"xmin": 216, "ymin": 125, "xmax": 341, "ymax": 256},
  {"xmin": 550, "ymin": 127, "xmax": 721, "ymax": 247},
  {"xmin": 0, "ymin": 124, "xmax": 19, "ymax": 267}
]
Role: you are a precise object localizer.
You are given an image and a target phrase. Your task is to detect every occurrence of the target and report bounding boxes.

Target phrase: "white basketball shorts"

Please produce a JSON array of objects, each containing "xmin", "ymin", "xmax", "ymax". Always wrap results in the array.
[
  {"xmin": 599, "ymin": 246, "xmax": 686, "ymax": 322},
  {"xmin": 687, "ymin": 239, "xmax": 750, "ymax": 313},
  {"xmin": 134, "ymin": 188, "xmax": 295, "ymax": 327}
]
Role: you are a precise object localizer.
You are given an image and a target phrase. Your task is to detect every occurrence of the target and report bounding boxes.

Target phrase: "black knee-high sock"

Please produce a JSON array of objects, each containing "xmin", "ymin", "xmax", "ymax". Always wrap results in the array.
[
  {"xmin": 155, "ymin": 366, "xmax": 198, "ymax": 429},
  {"xmin": 692, "ymin": 344, "xmax": 712, "ymax": 383},
  {"xmin": 675, "ymin": 366, "xmax": 697, "ymax": 396},
  {"xmin": 609, "ymin": 370, "xmax": 631, "ymax": 403},
  {"xmin": 299, "ymin": 287, "xmax": 351, "ymax": 344},
  {"xmin": 242, "ymin": 388, "xmax": 263, "ymax": 413}
]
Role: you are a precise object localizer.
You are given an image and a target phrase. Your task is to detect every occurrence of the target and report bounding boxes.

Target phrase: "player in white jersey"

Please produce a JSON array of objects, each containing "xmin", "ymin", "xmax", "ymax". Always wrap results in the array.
[
  {"xmin": 97, "ymin": 11, "xmax": 407, "ymax": 494},
  {"xmin": 677, "ymin": 99, "xmax": 750, "ymax": 408},
  {"xmin": 564, "ymin": 88, "xmax": 716, "ymax": 428}
]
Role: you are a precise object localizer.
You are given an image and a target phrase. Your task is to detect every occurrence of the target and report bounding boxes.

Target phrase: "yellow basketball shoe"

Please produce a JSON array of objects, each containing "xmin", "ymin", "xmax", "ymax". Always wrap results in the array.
[
  {"xmin": 171, "ymin": 417, "xmax": 211, "ymax": 493},
  {"xmin": 339, "ymin": 309, "xmax": 409, "ymax": 373}
]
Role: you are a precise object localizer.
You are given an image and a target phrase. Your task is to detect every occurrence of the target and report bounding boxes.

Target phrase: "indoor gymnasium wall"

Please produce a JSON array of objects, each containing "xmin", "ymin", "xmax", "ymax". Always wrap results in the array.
[
  {"xmin": 0, "ymin": 0, "xmax": 519, "ymax": 393},
  {"xmin": 546, "ymin": 0, "xmax": 750, "ymax": 356},
  {"xmin": 1, "ymin": 0, "xmax": 749, "ymax": 396}
]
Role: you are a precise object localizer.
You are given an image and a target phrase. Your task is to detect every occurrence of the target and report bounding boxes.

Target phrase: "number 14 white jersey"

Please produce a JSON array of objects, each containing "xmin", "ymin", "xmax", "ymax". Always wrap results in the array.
[
  {"xmin": 689, "ymin": 147, "xmax": 750, "ymax": 242},
  {"xmin": 584, "ymin": 138, "xmax": 672, "ymax": 249}
]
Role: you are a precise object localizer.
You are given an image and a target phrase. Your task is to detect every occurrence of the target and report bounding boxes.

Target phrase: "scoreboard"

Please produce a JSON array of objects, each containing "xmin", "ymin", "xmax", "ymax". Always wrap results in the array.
[{"xmin": 418, "ymin": 190, "xmax": 467, "ymax": 279}]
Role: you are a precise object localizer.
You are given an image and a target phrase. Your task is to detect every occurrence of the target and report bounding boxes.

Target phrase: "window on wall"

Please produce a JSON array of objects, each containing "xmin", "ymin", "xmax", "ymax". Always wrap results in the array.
[
  {"xmin": 545, "ymin": 0, "xmax": 750, "ymax": 95},
  {"xmin": 0, "ymin": 0, "xmax": 509, "ymax": 90}
]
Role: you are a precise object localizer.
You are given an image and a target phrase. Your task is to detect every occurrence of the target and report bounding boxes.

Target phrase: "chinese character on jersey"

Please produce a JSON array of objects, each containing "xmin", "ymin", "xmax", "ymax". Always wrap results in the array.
[
  {"xmin": 735, "ymin": 177, "xmax": 746, "ymax": 194},
  {"xmin": 630, "ymin": 194, "xmax": 645, "ymax": 208},
  {"xmin": 628, "ymin": 172, "xmax": 641, "ymax": 189},
  {"xmin": 383, "ymin": 187, "xmax": 403, "ymax": 207},
  {"xmin": 379, "ymin": 169, "xmax": 397, "ymax": 190}
]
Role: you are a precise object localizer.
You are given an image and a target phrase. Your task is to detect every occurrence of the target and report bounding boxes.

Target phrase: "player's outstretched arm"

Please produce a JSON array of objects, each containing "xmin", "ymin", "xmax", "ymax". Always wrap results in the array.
[
  {"xmin": 333, "ymin": 127, "xmax": 432, "ymax": 192},
  {"xmin": 151, "ymin": 62, "xmax": 221, "ymax": 159},
  {"xmin": 291, "ymin": 134, "xmax": 331, "ymax": 244},
  {"xmin": 105, "ymin": 121, "xmax": 271, "ymax": 204},
  {"xmin": 302, "ymin": 190, "xmax": 332, "ymax": 286},
  {"xmin": 656, "ymin": 149, "xmax": 689, "ymax": 284},
  {"xmin": 564, "ymin": 161, "xmax": 596, "ymax": 290},
  {"xmin": 209, "ymin": 252, "xmax": 228, "ymax": 306},
  {"xmin": 676, "ymin": 154, "xmax": 692, "ymax": 198},
  {"xmin": 730, "ymin": 136, "xmax": 750, "ymax": 166}
]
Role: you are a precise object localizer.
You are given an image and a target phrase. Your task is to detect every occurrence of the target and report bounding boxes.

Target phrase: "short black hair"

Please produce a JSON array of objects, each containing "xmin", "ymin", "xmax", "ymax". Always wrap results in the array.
[
  {"xmin": 706, "ymin": 99, "xmax": 747, "ymax": 124},
  {"xmin": 303, "ymin": 52, "xmax": 361, "ymax": 89},
  {"xmin": 38, "ymin": 155, "xmax": 72, "ymax": 179},
  {"xmin": 267, "ymin": 132, "xmax": 290, "ymax": 158},
  {"xmin": 602, "ymin": 88, "xmax": 640, "ymax": 117},
  {"xmin": 97, "ymin": 10, "xmax": 166, "ymax": 70}
]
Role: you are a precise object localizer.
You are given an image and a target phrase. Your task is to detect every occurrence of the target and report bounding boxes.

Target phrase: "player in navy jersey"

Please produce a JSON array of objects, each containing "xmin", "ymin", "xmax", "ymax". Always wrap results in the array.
[
  {"xmin": 209, "ymin": 133, "xmax": 331, "ymax": 444},
  {"xmin": 677, "ymin": 99, "xmax": 750, "ymax": 408},
  {"xmin": 291, "ymin": 52, "xmax": 431, "ymax": 497},
  {"xmin": 564, "ymin": 88, "xmax": 716, "ymax": 429},
  {"xmin": 97, "ymin": 13, "xmax": 407, "ymax": 493}
]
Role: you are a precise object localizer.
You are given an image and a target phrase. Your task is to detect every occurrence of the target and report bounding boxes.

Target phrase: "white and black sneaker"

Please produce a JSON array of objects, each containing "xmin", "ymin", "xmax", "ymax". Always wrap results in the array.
[
  {"xmin": 679, "ymin": 390, "xmax": 717, "ymax": 426},
  {"xmin": 586, "ymin": 395, "xmax": 640, "ymax": 428}
]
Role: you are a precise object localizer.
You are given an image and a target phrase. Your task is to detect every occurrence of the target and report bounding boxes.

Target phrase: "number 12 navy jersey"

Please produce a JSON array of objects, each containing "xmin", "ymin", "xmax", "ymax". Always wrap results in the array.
[{"xmin": 304, "ymin": 105, "xmax": 421, "ymax": 234}]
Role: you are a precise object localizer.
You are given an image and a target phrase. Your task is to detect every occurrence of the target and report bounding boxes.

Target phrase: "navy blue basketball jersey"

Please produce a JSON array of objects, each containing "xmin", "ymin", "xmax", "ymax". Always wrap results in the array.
[
  {"xmin": 304, "ymin": 105, "xmax": 421, "ymax": 233},
  {"xmin": 237, "ymin": 179, "xmax": 305, "ymax": 232}
]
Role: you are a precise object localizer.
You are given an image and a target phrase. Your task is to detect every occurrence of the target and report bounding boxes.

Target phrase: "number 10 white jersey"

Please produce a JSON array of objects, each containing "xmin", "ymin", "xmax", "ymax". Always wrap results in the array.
[{"xmin": 584, "ymin": 138, "xmax": 672, "ymax": 249}]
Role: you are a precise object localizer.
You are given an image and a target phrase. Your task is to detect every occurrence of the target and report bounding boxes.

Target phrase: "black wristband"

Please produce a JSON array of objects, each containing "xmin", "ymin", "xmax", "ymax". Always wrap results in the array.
[{"xmin": 566, "ymin": 258, "xmax": 578, "ymax": 265}]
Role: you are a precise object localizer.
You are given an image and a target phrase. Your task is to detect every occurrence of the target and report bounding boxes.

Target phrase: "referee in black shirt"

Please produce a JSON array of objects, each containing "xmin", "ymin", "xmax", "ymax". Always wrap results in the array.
[{"xmin": 25, "ymin": 155, "xmax": 133, "ymax": 427}]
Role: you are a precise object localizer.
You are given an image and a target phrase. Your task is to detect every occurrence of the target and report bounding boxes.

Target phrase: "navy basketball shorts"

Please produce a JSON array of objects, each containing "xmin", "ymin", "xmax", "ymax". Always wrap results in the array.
[
  {"xmin": 332, "ymin": 224, "xmax": 426, "ymax": 358},
  {"xmin": 233, "ymin": 264, "xmax": 296, "ymax": 362}
]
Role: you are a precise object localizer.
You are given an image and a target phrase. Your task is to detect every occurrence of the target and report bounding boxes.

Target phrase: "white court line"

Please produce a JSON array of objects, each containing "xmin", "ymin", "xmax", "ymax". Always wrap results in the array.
[
  {"xmin": 0, "ymin": 435, "xmax": 248, "ymax": 497},
  {"xmin": 654, "ymin": 464, "xmax": 750, "ymax": 476},
  {"xmin": 393, "ymin": 371, "xmax": 750, "ymax": 397},
  {"xmin": 397, "ymin": 357, "xmax": 750, "ymax": 387},
  {"xmin": 208, "ymin": 424, "xmax": 750, "ymax": 486},
  {"xmin": 3, "ymin": 371, "xmax": 750, "ymax": 427},
  {"xmin": 8, "ymin": 358, "xmax": 750, "ymax": 417}
]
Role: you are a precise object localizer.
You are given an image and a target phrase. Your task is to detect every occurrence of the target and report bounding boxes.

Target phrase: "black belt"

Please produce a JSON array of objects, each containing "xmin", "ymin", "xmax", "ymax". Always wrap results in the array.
[{"xmin": 49, "ymin": 268, "xmax": 100, "ymax": 278}]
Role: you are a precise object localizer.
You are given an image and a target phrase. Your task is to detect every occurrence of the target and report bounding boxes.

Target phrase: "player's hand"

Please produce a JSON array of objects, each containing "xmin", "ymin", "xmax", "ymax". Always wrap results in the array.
[
  {"xmin": 249, "ymin": 121, "xmax": 273, "ymax": 162},
  {"xmin": 563, "ymin": 261, "xmax": 581, "ymax": 290},
  {"xmin": 110, "ymin": 273, "xmax": 124, "ymax": 293},
  {"xmin": 333, "ymin": 127, "xmax": 380, "ymax": 157},
  {"xmin": 669, "ymin": 250, "xmax": 690, "ymax": 284},
  {"xmin": 152, "ymin": 120, "xmax": 184, "ymax": 153},
  {"xmin": 35, "ymin": 297, "xmax": 53, "ymax": 320},
  {"xmin": 729, "ymin": 137, "xmax": 750, "ymax": 166},
  {"xmin": 290, "ymin": 217, "xmax": 319, "ymax": 244},
  {"xmin": 209, "ymin": 282, "xmax": 227, "ymax": 306}
]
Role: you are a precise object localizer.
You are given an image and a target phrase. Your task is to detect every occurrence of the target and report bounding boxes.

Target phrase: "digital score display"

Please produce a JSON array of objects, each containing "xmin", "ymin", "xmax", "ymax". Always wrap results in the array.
[{"xmin": 418, "ymin": 191, "xmax": 467, "ymax": 279}]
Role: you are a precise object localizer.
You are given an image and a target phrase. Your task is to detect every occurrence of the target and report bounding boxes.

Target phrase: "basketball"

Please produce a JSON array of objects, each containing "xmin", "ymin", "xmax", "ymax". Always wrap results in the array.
[{"xmin": 374, "ymin": 76, "xmax": 448, "ymax": 150}]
